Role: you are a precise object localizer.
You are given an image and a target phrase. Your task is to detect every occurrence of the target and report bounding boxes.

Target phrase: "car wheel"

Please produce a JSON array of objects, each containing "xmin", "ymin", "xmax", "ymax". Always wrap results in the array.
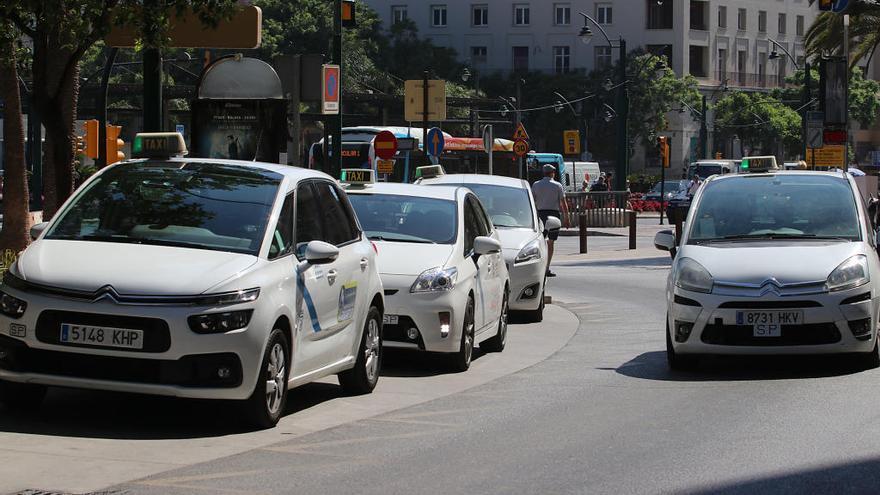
[
  {"xmin": 339, "ymin": 306, "xmax": 382, "ymax": 394},
  {"xmin": 243, "ymin": 328, "xmax": 289, "ymax": 429},
  {"xmin": 858, "ymin": 337, "xmax": 880, "ymax": 370},
  {"xmin": 449, "ymin": 297, "xmax": 475, "ymax": 372},
  {"xmin": 0, "ymin": 380, "xmax": 47, "ymax": 412},
  {"xmin": 666, "ymin": 318, "xmax": 698, "ymax": 371},
  {"xmin": 482, "ymin": 289, "xmax": 509, "ymax": 353}
]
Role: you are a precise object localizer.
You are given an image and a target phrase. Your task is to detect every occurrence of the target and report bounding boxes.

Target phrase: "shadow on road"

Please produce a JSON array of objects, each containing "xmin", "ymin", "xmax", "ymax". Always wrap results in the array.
[
  {"xmin": 558, "ymin": 256, "xmax": 672, "ymax": 269},
  {"xmin": 611, "ymin": 350, "xmax": 867, "ymax": 382},
  {"xmin": 380, "ymin": 347, "xmax": 487, "ymax": 378}
]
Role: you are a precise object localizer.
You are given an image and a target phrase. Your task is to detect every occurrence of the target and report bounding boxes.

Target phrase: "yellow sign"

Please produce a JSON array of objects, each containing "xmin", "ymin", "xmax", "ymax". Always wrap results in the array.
[
  {"xmin": 341, "ymin": 169, "xmax": 374, "ymax": 184},
  {"xmin": 512, "ymin": 122, "xmax": 530, "ymax": 141},
  {"xmin": 806, "ymin": 145, "xmax": 846, "ymax": 168},
  {"xmin": 563, "ymin": 130, "xmax": 580, "ymax": 155},
  {"xmin": 377, "ymin": 159, "xmax": 394, "ymax": 174},
  {"xmin": 404, "ymin": 80, "xmax": 447, "ymax": 122}
]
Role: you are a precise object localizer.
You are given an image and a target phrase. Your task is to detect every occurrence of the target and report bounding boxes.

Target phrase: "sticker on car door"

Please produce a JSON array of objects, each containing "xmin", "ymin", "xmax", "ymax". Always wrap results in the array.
[{"xmin": 338, "ymin": 281, "xmax": 358, "ymax": 323}]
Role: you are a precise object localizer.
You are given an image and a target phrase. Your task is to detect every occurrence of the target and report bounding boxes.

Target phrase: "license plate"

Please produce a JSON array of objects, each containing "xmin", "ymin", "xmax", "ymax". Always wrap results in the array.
[
  {"xmin": 736, "ymin": 311, "xmax": 802, "ymax": 338},
  {"xmin": 383, "ymin": 315, "xmax": 399, "ymax": 325},
  {"xmin": 60, "ymin": 323, "xmax": 144, "ymax": 350}
]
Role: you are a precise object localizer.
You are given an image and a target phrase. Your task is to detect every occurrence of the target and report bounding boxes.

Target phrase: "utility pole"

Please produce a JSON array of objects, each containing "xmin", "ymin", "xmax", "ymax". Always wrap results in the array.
[
  {"xmin": 516, "ymin": 78, "xmax": 523, "ymax": 179},
  {"xmin": 422, "ymin": 69, "xmax": 430, "ymax": 165},
  {"xmin": 699, "ymin": 94, "xmax": 708, "ymax": 159},
  {"xmin": 97, "ymin": 47, "xmax": 118, "ymax": 169},
  {"xmin": 615, "ymin": 38, "xmax": 628, "ymax": 191},
  {"xmin": 332, "ymin": 0, "xmax": 343, "ymax": 174},
  {"xmin": 803, "ymin": 61, "xmax": 812, "ymax": 162},
  {"xmin": 142, "ymin": 0, "xmax": 162, "ymax": 132}
]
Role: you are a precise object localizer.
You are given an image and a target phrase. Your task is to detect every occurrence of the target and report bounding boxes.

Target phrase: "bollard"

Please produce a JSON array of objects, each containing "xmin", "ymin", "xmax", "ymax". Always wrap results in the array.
[
  {"xmin": 579, "ymin": 214, "xmax": 588, "ymax": 254},
  {"xmin": 629, "ymin": 211, "xmax": 637, "ymax": 250}
]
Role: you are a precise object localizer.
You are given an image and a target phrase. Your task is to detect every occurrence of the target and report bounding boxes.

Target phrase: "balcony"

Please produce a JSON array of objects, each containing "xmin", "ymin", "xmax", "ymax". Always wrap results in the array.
[{"xmin": 715, "ymin": 71, "xmax": 791, "ymax": 89}]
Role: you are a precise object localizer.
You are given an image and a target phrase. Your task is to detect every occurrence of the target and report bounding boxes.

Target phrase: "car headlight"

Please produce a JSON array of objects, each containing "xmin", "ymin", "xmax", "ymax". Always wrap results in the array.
[
  {"xmin": 411, "ymin": 267, "xmax": 458, "ymax": 293},
  {"xmin": 826, "ymin": 255, "xmax": 870, "ymax": 292},
  {"xmin": 0, "ymin": 289, "xmax": 27, "ymax": 319},
  {"xmin": 188, "ymin": 309, "xmax": 254, "ymax": 334},
  {"xmin": 515, "ymin": 239, "xmax": 541, "ymax": 264},
  {"xmin": 193, "ymin": 288, "xmax": 261, "ymax": 306},
  {"xmin": 674, "ymin": 257, "xmax": 713, "ymax": 293}
]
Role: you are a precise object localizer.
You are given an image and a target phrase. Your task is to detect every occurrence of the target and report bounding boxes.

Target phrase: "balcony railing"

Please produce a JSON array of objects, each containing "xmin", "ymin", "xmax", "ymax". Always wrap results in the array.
[{"xmin": 715, "ymin": 71, "xmax": 791, "ymax": 89}]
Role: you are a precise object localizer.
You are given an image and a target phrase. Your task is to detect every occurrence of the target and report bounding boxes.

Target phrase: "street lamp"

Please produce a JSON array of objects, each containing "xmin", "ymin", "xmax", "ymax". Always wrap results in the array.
[{"xmin": 768, "ymin": 37, "xmax": 812, "ymax": 162}]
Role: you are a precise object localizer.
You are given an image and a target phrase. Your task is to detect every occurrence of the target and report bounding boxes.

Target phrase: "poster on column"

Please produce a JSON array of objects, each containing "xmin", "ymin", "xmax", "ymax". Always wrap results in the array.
[{"xmin": 191, "ymin": 99, "xmax": 287, "ymax": 162}]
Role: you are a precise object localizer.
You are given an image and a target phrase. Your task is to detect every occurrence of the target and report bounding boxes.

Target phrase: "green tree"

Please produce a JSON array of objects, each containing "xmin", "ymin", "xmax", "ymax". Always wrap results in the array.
[
  {"xmin": 772, "ymin": 66, "xmax": 880, "ymax": 129},
  {"xmin": 713, "ymin": 91, "xmax": 802, "ymax": 157},
  {"xmin": 806, "ymin": 2, "xmax": 880, "ymax": 67}
]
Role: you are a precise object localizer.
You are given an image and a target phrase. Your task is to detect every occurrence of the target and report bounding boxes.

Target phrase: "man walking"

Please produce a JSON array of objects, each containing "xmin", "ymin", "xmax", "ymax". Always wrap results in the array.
[{"xmin": 531, "ymin": 164, "xmax": 569, "ymax": 277}]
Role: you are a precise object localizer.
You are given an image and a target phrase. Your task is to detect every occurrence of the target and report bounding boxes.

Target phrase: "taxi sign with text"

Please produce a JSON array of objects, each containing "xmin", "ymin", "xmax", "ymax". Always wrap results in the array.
[
  {"xmin": 806, "ymin": 145, "xmax": 846, "ymax": 167},
  {"xmin": 512, "ymin": 122, "xmax": 530, "ymax": 141},
  {"xmin": 740, "ymin": 155, "xmax": 778, "ymax": 172},
  {"xmin": 341, "ymin": 168, "xmax": 375, "ymax": 184},
  {"xmin": 513, "ymin": 139, "xmax": 530, "ymax": 157},
  {"xmin": 132, "ymin": 132, "xmax": 187, "ymax": 158},
  {"xmin": 377, "ymin": 159, "xmax": 394, "ymax": 174}
]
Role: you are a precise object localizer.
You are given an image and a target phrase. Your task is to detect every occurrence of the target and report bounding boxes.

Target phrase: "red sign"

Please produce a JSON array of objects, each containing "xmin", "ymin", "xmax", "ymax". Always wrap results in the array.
[
  {"xmin": 823, "ymin": 129, "xmax": 847, "ymax": 145},
  {"xmin": 322, "ymin": 64, "xmax": 340, "ymax": 114},
  {"xmin": 374, "ymin": 131, "xmax": 398, "ymax": 160},
  {"xmin": 513, "ymin": 139, "xmax": 529, "ymax": 157}
]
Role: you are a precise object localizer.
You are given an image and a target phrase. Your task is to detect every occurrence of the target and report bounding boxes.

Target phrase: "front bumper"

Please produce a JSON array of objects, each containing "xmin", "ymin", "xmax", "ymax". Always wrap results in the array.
[
  {"xmin": 380, "ymin": 274, "xmax": 469, "ymax": 353},
  {"xmin": 505, "ymin": 256, "xmax": 545, "ymax": 312},
  {"xmin": 668, "ymin": 285, "xmax": 879, "ymax": 355},
  {"xmin": 0, "ymin": 285, "xmax": 268, "ymax": 400}
]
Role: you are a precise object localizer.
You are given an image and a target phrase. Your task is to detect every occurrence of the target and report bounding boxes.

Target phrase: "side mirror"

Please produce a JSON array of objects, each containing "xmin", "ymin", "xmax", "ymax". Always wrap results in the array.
[
  {"xmin": 543, "ymin": 216, "xmax": 562, "ymax": 236},
  {"xmin": 474, "ymin": 236, "xmax": 502, "ymax": 255},
  {"xmin": 654, "ymin": 229, "xmax": 676, "ymax": 252},
  {"xmin": 304, "ymin": 240, "xmax": 339, "ymax": 265},
  {"xmin": 30, "ymin": 222, "xmax": 49, "ymax": 241}
]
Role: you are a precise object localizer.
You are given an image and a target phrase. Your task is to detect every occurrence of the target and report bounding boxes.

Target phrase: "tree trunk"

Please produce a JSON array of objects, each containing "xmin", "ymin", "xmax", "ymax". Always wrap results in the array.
[{"xmin": 0, "ymin": 37, "xmax": 33, "ymax": 258}]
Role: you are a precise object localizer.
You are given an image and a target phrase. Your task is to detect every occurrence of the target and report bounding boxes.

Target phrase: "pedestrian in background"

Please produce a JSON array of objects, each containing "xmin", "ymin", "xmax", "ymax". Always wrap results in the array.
[{"xmin": 531, "ymin": 164, "xmax": 570, "ymax": 277}]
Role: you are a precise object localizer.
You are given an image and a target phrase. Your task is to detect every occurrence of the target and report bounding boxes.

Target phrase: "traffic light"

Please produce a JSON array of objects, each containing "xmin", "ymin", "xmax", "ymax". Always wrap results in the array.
[
  {"xmin": 105, "ymin": 124, "xmax": 125, "ymax": 165},
  {"xmin": 656, "ymin": 136, "xmax": 670, "ymax": 168},
  {"xmin": 715, "ymin": 152, "xmax": 723, "ymax": 159},
  {"xmin": 341, "ymin": 0, "xmax": 356, "ymax": 27},
  {"xmin": 818, "ymin": 0, "xmax": 834, "ymax": 11},
  {"xmin": 83, "ymin": 119, "xmax": 99, "ymax": 159},
  {"xmin": 75, "ymin": 136, "xmax": 85, "ymax": 156}
]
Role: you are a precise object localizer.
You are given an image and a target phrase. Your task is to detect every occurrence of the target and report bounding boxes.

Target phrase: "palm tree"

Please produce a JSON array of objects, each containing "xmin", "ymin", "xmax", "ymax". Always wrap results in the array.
[{"xmin": 805, "ymin": 1, "xmax": 880, "ymax": 68}]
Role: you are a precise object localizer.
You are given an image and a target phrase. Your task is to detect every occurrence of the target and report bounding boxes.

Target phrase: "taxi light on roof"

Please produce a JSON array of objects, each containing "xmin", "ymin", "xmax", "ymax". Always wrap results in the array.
[
  {"xmin": 740, "ymin": 156, "xmax": 778, "ymax": 173},
  {"xmin": 415, "ymin": 165, "xmax": 445, "ymax": 179},
  {"xmin": 132, "ymin": 132, "xmax": 187, "ymax": 159},
  {"xmin": 341, "ymin": 168, "xmax": 375, "ymax": 185}
]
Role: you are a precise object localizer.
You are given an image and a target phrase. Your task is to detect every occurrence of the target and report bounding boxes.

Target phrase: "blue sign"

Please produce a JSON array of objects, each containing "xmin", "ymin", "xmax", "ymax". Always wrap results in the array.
[
  {"xmin": 175, "ymin": 124, "xmax": 185, "ymax": 137},
  {"xmin": 833, "ymin": 0, "xmax": 849, "ymax": 13},
  {"xmin": 426, "ymin": 127, "xmax": 445, "ymax": 156}
]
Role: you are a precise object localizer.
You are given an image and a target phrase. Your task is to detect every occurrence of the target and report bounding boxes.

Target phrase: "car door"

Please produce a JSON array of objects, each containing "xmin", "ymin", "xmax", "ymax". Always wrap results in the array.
[
  {"xmin": 463, "ymin": 196, "xmax": 491, "ymax": 331},
  {"xmin": 470, "ymin": 195, "xmax": 504, "ymax": 327}
]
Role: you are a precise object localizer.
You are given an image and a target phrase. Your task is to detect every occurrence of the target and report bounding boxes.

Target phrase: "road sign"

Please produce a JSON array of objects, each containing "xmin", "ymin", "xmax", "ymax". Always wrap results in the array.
[
  {"xmin": 807, "ymin": 127, "xmax": 824, "ymax": 149},
  {"xmin": 374, "ymin": 130, "xmax": 398, "ymax": 160},
  {"xmin": 833, "ymin": 0, "xmax": 850, "ymax": 13},
  {"xmin": 513, "ymin": 139, "xmax": 529, "ymax": 157},
  {"xmin": 322, "ymin": 65, "xmax": 340, "ymax": 115},
  {"xmin": 405, "ymin": 80, "xmax": 447, "ymax": 121},
  {"xmin": 175, "ymin": 124, "xmax": 185, "ymax": 138},
  {"xmin": 563, "ymin": 130, "xmax": 581, "ymax": 155},
  {"xmin": 512, "ymin": 122, "xmax": 530, "ymax": 141},
  {"xmin": 397, "ymin": 137, "xmax": 419, "ymax": 152},
  {"xmin": 107, "ymin": 5, "xmax": 262, "ymax": 49},
  {"xmin": 426, "ymin": 127, "xmax": 445, "ymax": 156},
  {"xmin": 377, "ymin": 159, "xmax": 394, "ymax": 174},
  {"xmin": 806, "ymin": 145, "xmax": 846, "ymax": 167},
  {"xmin": 823, "ymin": 129, "xmax": 847, "ymax": 145},
  {"xmin": 482, "ymin": 125, "xmax": 494, "ymax": 154}
]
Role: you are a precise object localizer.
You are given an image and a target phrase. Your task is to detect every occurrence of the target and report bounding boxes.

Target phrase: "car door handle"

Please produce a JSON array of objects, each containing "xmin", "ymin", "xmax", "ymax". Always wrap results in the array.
[
  {"xmin": 360, "ymin": 258, "xmax": 369, "ymax": 270},
  {"xmin": 327, "ymin": 269, "xmax": 338, "ymax": 284}
]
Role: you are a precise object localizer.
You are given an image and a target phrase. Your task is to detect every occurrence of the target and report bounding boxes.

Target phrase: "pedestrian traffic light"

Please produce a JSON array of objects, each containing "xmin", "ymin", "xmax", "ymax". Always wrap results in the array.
[
  {"xmin": 83, "ymin": 119, "xmax": 100, "ymax": 159},
  {"xmin": 105, "ymin": 124, "xmax": 125, "ymax": 166},
  {"xmin": 656, "ymin": 136, "xmax": 670, "ymax": 168}
]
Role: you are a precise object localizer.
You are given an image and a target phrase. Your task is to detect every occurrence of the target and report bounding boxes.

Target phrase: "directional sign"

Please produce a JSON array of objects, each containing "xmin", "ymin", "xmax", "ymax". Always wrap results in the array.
[
  {"xmin": 426, "ymin": 127, "xmax": 445, "ymax": 156},
  {"xmin": 322, "ymin": 65, "xmax": 340, "ymax": 115},
  {"xmin": 833, "ymin": 0, "xmax": 850, "ymax": 13},
  {"xmin": 563, "ymin": 130, "xmax": 581, "ymax": 155},
  {"xmin": 374, "ymin": 131, "xmax": 398, "ymax": 160},
  {"xmin": 513, "ymin": 139, "xmax": 529, "ymax": 157},
  {"xmin": 512, "ymin": 122, "xmax": 530, "ymax": 141}
]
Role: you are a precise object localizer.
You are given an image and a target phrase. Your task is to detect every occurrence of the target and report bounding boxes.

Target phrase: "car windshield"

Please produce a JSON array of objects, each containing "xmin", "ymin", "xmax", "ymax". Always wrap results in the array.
[
  {"xmin": 348, "ymin": 193, "xmax": 458, "ymax": 244},
  {"xmin": 453, "ymin": 184, "xmax": 533, "ymax": 229},
  {"xmin": 688, "ymin": 174, "xmax": 862, "ymax": 243},
  {"xmin": 651, "ymin": 181, "xmax": 684, "ymax": 193},
  {"xmin": 46, "ymin": 161, "xmax": 282, "ymax": 255}
]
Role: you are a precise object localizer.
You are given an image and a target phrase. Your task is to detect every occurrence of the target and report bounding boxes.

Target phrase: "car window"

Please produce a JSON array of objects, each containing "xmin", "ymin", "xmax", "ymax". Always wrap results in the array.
[
  {"xmin": 463, "ymin": 200, "xmax": 479, "ymax": 254},
  {"xmin": 348, "ymin": 193, "xmax": 458, "ymax": 244},
  {"xmin": 295, "ymin": 181, "xmax": 324, "ymax": 258},
  {"xmin": 314, "ymin": 181, "xmax": 358, "ymax": 246},
  {"xmin": 46, "ymin": 161, "xmax": 282, "ymax": 255},
  {"xmin": 469, "ymin": 195, "xmax": 491, "ymax": 236},
  {"xmin": 450, "ymin": 184, "xmax": 533, "ymax": 229},
  {"xmin": 269, "ymin": 193, "xmax": 294, "ymax": 260},
  {"xmin": 688, "ymin": 175, "xmax": 862, "ymax": 242}
]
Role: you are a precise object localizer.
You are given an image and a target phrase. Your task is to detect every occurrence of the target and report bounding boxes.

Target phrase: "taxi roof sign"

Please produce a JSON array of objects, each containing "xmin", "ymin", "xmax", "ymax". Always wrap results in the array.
[
  {"xmin": 415, "ymin": 165, "xmax": 445, "ymax": 179},
  {"xmin": 340, "ymin": 168, "xmax": 376, "ymax": 186},
  {"xmin": 740, "ymin": 156, "xmax": 778, "ymax": 173},
  {"xmin": 132, "ymin": 132, "xmax": 187, "ymax": 159}
]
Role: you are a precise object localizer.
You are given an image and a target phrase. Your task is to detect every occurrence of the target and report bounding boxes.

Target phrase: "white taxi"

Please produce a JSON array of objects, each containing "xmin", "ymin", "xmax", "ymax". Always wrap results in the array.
[
  {"xmin": 343, "ymin": 169, "xmax": 509, "ymax": 371},
  {"xmin": 417, "ymin": 170, "xmax": 560, "ymax": 321},
  {"xmin": 656, "ymin": 162, "xmax": 880, "ymax": 370},
  {"xmin": 0, "ymin": 133, "xmax": 385, "ymax": 428}
]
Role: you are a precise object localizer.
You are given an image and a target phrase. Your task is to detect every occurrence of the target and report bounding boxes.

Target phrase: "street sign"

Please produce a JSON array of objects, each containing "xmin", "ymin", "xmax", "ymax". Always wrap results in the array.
[
  {"xmin": 404, "ymin": 80, "xmax": 447, "ymax": 121},
  {"xmin": 563, "ymin": 130, "xmax": 581, "ymax": 155},
  {"xmin": 374, "ymin": 130, "xmax": 398, "ymax": 160},
  {"xmin": 175, "ymin": 124, "xmax": 185, "ymax": 138},
  {"xmin": 823, "ymin": 129, "xmax": 847, "ymax": 145},
  {"xmin": 482, "ymin": 125, "xmax": 494, "ymax": 154},
  {"xmin": 807, "ymin": 127, "xmax": 824, "ymax": 149},
  {"xmin": 833, "ymin": 0, "xmax": 850, "ymax": 13},
  {"xmin": 513, "ymin": 139, "xmax": 529, "ymax": 157},
  {"xmin": 322, "ymin": 65, "xmax": 340, "ymax": 115},
  {"xmin": 806, "ymin": 145, "xmax": 846, "ymax": 167},
  {"xmin": 512, "ymin": 122, "xmax": 530, "ymax": 141},
  {"xmin": 377, "ymin": 159, "xmax": 394, "ymax": 174},
  {"xmin": 426, "ymin": 127, "xmax": 445, "ymax": 156},
  {"xmin": 397, "ymin": 137, "xmax": 419, "ymax": 152}
]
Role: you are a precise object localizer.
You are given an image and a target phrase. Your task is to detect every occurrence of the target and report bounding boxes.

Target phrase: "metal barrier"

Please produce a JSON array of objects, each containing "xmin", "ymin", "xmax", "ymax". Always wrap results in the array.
[{"xmin": 564, "ymin": 191, "xmax": 631, "ymax": 228}]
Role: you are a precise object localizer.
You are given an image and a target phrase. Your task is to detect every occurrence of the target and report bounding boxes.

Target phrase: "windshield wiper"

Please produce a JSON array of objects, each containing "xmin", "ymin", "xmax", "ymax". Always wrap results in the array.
[{"xmin": 368, "ymin": 235, "xmax": 435, "ymax": 244}]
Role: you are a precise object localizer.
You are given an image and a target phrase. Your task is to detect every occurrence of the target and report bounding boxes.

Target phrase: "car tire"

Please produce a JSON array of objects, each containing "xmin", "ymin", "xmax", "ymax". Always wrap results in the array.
[
  {"xmin": 449, "ymin": 297, "xmax": 476, "ymax": 372},
  {"xmin": 243, "ymin": 328, "xmax": 289, "ymax": 430},
  {"xmin": 666, "ymin": 319, "xmax": 698, "ymax": 371},
  {"xmin": 339, "ymin": 306, "xmax": 382, "ymax": 394},
  {"xmin": 483, "ymin": 288, "xmax": 509, "ymax": 353},
  {"xmin": 858, "ymin": 337, "xmax": 880, "ymax": 370},
  {"xmin": 0, "ymin": 380, "xmax": 47, "ymax": 412}
]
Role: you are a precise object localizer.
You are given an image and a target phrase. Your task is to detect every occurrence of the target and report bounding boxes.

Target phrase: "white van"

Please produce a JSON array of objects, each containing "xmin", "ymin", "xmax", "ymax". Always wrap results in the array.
[{"xmin": 568, "ymin": 161, "xmax": 602, "ymax": 191}]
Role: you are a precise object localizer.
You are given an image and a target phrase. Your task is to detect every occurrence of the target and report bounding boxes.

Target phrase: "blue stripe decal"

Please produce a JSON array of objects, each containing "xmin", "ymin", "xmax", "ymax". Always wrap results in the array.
[{"xmin": 297, "ymin": 269, "xmax": 323, "ymax": 333}]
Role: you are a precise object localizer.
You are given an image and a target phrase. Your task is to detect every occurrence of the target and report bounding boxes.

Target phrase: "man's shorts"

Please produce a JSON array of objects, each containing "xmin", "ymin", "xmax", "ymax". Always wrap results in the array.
[{"xmin": 538, "ymin": 209, "xmax": 561, "ymax": 241}]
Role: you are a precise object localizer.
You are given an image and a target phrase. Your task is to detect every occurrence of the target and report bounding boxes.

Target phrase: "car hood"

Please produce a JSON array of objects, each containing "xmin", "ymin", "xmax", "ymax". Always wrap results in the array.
[
  {"xmin": 15, "ymin": 240, "xmax": 259, "ymax": 295},
  {"xmin": 680, "ymin": 241, "xmax": 865, "ymax": 285},
  {"xmin": 496, "ymin": 228, "xmax": 541, "ymax": 260},
  {"xmin": 373, "ymin": 242, "xmax": 456, "ymax": 276}
]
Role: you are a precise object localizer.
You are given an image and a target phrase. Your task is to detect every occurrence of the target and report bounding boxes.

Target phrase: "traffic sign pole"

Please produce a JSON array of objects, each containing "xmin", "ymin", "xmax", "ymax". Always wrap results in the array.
[{"xmin": 422, "ymin": 70, "xmax": 430, "ymax": 166}]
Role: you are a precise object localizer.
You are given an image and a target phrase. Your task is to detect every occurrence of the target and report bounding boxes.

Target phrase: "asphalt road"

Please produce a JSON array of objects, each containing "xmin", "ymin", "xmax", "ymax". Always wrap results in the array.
[{"xmin": 10, "ymin": 228, "xmax": 880, "ymax": 494}]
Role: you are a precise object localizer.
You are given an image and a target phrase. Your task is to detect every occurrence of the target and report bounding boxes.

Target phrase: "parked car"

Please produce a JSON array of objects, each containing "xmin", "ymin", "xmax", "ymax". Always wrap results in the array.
[{"xmin": 645, "ymin": 180, "xmax": 688, "ymax": 201}]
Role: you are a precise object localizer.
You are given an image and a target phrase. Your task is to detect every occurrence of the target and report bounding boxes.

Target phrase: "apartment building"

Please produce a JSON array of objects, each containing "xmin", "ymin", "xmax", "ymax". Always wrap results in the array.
[{"xmin": 364, "ymin": 0, "xmax": 819, "ymax": 169}]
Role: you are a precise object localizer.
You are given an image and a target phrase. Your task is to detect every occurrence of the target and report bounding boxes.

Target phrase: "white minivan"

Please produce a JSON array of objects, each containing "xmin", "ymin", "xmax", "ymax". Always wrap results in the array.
[{"xmin": 568, "ymin": 162, "xmax": 602, "ymax": 191}]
